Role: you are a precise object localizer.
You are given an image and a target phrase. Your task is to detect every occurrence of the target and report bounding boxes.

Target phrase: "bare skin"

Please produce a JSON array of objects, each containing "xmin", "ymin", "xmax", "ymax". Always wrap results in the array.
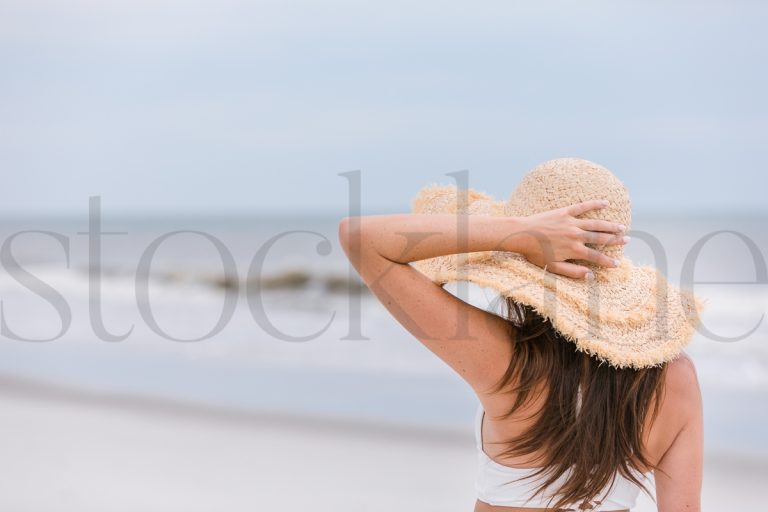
[{"xmin": 338, "ymin": 200, "xmax": 703, "ymax": 512}]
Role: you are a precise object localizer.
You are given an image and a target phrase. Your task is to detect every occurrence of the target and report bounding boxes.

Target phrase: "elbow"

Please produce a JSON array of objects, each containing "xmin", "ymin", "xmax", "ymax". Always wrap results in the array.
[
  {"xmin": 338, "ymin": 216, "xmax": 374, "ymax": 263},
  {"xmin": 338, "ymin": 216, "xmax": 351, "ymax": 251},
  {"xmin": 337, "ymin": 216, "xmax": 361, "ymax": 254}
]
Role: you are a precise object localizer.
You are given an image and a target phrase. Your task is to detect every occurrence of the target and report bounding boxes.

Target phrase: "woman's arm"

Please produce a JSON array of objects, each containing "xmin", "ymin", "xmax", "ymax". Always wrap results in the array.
[
  {"xmin": 341, "ymin": 199, "xmax": 626, "ymax": 279},
  {"xmin": 337, "ymin": 200, "xmax": 626, "ymax": 393},
  {"xmin": 654, "ymin": 354, "xmax": 704, "ymax": 512}
]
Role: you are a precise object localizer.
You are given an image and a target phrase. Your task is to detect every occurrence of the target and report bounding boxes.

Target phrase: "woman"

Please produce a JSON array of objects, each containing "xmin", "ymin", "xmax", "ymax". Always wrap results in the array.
[{"xmin": 338, "ymin": 158, "xmax": 704, "ymax": 512}]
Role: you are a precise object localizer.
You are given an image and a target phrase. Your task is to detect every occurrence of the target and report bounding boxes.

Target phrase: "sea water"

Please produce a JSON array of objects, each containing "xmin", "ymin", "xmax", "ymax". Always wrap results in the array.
[{"xmin": 0, "ymin": 212, "xmax": 765, "ymax": 458}]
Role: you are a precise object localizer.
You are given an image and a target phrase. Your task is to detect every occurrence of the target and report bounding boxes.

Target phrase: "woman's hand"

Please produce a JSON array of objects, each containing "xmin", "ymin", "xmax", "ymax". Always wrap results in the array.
[{"xmin": 513, "ymin": 199, "xmax": 628, "ymax": 279}]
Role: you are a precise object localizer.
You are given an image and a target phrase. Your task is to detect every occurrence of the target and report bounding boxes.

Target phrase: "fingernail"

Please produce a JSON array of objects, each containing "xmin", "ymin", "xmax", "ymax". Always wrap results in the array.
[
  {"xmin": 618, "ymin": 224, "xmax": 626, "ymax": 232},
  {"xmin": 601, "ymin": 200, "xmax": 609, "ymax": 206},
  {"xmin": 585, "ymin": 272, "xmax": 595, "ymax": 281},
  {"xmin": 614, "ymin": 258, "xmax": 621, "ymax": 267},
  {"xmin": 622, "ymin": 235, "xmax": 630, "ymax": 244}
]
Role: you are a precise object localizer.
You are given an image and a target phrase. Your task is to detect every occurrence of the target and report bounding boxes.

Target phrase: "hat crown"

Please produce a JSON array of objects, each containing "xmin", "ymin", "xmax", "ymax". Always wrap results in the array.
[{"xmin": 506, "ymin": 158, "xmax": 631, "ymax": 261}]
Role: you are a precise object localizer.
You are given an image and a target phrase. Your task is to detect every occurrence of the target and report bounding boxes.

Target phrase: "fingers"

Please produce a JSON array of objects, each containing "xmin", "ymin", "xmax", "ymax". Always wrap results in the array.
[
  {"xmin": 580, "ymin": 231, "xmax": 629, "ymax": 247},
  {"xmin": 576, "ymin": 218, "xmax": 626, "ymax": 233},
  {"xmin": 547, "ymin": 261, "xmax": 595, "ymax": 280},
  {"xmin": 582, "ymin": 246, "xmax": 621, "ymax": 268},
  {"xmin": 566, "ymin": 199, "xmax": 609, "ymax": 217}
]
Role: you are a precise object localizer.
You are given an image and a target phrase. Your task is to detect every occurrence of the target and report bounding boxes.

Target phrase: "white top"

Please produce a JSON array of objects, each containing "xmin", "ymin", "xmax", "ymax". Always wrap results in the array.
[{"xmin": 475, "ymin": 404, "xmax": 653, "ymax": 510}]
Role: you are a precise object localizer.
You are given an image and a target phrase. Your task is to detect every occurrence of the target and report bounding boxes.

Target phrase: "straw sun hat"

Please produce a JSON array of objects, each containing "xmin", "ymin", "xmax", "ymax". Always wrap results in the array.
[{"xmin": 409, "ymin": 158, "xmax": 706, "ymax": 369}]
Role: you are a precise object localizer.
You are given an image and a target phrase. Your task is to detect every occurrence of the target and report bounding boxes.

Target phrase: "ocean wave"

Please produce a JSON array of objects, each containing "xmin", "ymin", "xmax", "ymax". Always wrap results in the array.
[{"xmin": 0, "ymin": 264, "xmax": 371, "ymax": 299}]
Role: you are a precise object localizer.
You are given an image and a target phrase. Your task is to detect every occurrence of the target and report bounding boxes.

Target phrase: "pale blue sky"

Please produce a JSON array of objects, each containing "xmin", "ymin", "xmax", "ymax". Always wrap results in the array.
[{"xmin": 1, "ymin": 0, "xmax": 766, "ymax": 216}]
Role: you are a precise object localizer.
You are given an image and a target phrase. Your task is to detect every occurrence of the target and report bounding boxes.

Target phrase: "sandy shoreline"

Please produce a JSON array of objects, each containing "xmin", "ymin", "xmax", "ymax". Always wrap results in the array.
[{"xmin": 0, "ymin": 375, "xmax": 764, "ymax": 511}]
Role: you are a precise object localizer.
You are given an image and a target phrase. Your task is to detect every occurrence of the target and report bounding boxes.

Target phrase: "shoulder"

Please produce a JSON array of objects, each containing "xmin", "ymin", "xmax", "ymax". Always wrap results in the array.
[
  {"xmin": 664, "ymin": 351, "xmax": 701, "ymax": 396},
  {"xmin": 660, "ymin": 350, "xmax": 703, "ymax": 426}
]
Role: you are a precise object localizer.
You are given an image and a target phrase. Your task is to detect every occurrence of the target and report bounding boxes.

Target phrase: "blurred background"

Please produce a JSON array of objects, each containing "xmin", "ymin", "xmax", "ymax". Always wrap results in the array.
[{"xmin": 0, "ymin": 1, "xmax": 766, "ymax": 510}]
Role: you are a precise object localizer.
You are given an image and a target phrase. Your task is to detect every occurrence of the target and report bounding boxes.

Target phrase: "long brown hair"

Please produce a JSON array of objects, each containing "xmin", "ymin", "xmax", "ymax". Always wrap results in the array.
[{"xmin": 486, "ymin": 298, "xmax": 669, "ymax": 511}]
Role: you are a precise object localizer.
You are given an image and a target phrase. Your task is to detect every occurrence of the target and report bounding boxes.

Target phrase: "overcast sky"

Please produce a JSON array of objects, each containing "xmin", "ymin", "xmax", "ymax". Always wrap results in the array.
[{"xmin": 1, "ymin": 0, "xmax": 766, "ymax": 216}]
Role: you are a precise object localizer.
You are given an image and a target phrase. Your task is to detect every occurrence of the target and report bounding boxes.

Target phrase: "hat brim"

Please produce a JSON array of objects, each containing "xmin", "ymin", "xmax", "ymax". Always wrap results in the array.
[{"xmin": 410, "ymin": 183, "xmax": 706, "ymax": 369}]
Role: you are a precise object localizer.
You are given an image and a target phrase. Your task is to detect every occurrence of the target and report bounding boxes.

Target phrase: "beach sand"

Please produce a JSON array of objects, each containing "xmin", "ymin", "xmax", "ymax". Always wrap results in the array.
[{"xmin": 0, "ymin": 375, "xmax": 764, "ymax": 512}]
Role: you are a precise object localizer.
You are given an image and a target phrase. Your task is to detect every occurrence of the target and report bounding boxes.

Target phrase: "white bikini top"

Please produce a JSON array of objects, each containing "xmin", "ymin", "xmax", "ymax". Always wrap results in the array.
[{"xmin": 475, "ymin": 404, "xmax": 653, "ymax": 510}]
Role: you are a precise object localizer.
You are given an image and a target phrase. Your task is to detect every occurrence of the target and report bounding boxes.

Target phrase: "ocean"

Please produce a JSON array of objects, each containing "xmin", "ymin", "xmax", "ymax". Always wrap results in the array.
[{"xmin": 0, "ymin": 212, "xmax": 766, "ymax": 458}]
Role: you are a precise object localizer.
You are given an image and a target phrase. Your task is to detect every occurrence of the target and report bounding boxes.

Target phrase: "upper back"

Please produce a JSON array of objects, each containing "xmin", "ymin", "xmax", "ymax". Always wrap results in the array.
[{"xmin": 476, "ymin": 351, "xmax": 703, "ymax": 508}]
